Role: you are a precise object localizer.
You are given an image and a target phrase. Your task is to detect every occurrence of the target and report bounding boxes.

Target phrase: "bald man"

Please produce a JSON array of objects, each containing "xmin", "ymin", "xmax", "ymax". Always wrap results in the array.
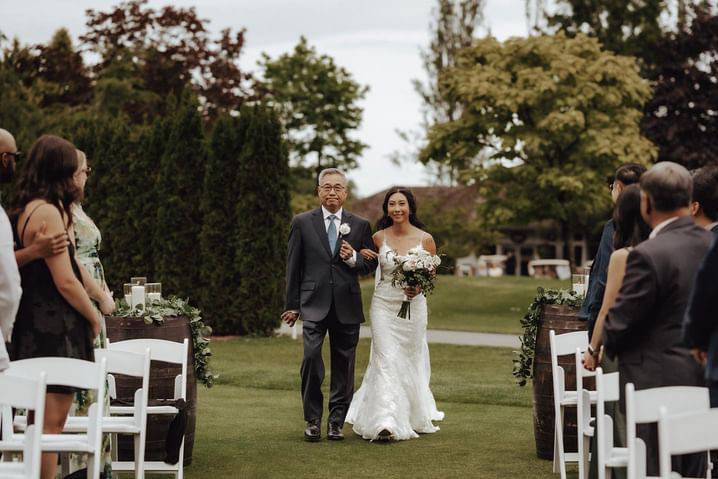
[{"xmin": 0, "ymin": 129, "xmax": 69, "ymax": 265}]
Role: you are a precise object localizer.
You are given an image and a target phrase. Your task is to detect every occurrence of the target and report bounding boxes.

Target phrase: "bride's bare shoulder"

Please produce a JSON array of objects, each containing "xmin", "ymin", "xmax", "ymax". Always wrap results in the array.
[
  {"xmin": 373, "ymin": 229, "xmax": 386, "ymax": 248},
  {"xmin": 418, "ymin": 229, "xmax": 437, "ymax": 254}
]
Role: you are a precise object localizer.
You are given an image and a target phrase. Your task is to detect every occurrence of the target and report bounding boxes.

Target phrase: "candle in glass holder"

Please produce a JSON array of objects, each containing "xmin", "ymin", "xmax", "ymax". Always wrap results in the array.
[
  {"xmin": 131, "ymin": 285, "xmax": 146, "ymax": 309},
  {"xmin": 146, "ymin": 282, "xmax": 161, "ymax": 303},
  {"xmin": 130, "ymin": 277, "xmax": 147, "ymax": 286},
  {"xmin": 147, "ymin": 292, "xmax": 161, "ymax": 303},
  {"xmin": 123, "ymin": 283, "xmax": 133, "ymax": 307}
]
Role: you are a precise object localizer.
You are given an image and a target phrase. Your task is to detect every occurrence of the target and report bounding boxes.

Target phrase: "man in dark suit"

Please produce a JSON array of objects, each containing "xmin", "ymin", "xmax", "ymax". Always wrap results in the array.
[
  {"xmin": 684, "ymin": 236, "xmax": 718, "ymax": 407},
  {"xmin": 690, "ymin": 165, "xmax": 718, "ymax": 234},
  {"xmin": 282, "ymin": 168, "xmax": 378, "ymax": 442},
  {"xmin": 604, "ymin": 161, "xmax": 712, "ymax": 476},
  {"xmin": 580, "ymin": 163, "xmax": 645, "ymax": 340}
]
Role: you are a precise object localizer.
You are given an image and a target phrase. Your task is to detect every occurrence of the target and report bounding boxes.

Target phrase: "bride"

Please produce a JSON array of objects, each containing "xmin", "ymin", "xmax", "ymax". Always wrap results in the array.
[{"xmin": 345, "ymin": 186, "xmax": 444, "ymax": 441}]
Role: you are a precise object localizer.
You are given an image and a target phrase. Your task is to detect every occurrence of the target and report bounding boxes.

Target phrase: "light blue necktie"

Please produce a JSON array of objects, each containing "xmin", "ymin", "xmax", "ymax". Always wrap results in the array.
[{"xmin": 327, "ymin": 215, "xmax": 338, "ymax": 254}]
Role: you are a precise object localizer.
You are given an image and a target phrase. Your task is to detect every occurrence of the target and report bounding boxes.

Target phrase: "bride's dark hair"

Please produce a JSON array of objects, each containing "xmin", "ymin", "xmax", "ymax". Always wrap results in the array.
[{"xmin": 376, "ymin": 186, "xmax": 425, "ymax": 230}]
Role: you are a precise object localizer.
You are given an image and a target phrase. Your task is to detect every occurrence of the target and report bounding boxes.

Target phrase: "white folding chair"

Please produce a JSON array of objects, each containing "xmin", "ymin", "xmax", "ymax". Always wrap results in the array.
[
  {"xmin": 108, "ymin": 338, "xmax": 189, "ymax": 479},
  {"xmin": 658, "ymin": 407, "xmax": 718, "ymax": 479},
  {"xmin": 550, "ymin": 329, "xmax": 596, "ymax": 479},
  {"xmin": 0, "ymin": 373, "xmax": 46, "ymax": 479},
  {"xmin": 576, "ymin": 348, "xmax": 598, "ymax": 479},
  {"xmin": 2, "ymin": 357, "xmax": 107, "ymax": 479},
  {"xmin": 594, "ymin": 368, "xmax": 627, "ymax": 479},
  {"xmin": 54, "ymin": 348, "xmax": 150, "ymax": 479},
  {"xmin": 625, "ymin": 383, "xmax": 711, "ymax": 479}
]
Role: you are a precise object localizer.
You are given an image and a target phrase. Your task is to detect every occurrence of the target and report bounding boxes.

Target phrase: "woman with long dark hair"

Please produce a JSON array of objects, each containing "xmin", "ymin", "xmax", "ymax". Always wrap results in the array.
[
  {"xmin": 10, "ymin": 135, "xmax": 101, "ymax": 479},
  {"xmin": 583, "ymin": 184, "xmax": 651, "ymax": 370},
  {"xmin": 346, "ymin": 186, "xmax": 444, "ymax": 441}
]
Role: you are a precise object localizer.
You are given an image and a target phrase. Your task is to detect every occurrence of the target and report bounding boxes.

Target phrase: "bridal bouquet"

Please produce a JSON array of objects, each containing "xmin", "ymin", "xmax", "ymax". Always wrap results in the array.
[{"xmin": 390, "ymin": 248, "xmax": 442, "ymax": 319}]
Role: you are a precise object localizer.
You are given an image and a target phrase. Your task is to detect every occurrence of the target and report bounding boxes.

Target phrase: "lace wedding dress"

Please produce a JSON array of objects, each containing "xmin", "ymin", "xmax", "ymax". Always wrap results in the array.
[{"xmin": 346, "ymin": 238, "xmax": 444, "ymax": 441}]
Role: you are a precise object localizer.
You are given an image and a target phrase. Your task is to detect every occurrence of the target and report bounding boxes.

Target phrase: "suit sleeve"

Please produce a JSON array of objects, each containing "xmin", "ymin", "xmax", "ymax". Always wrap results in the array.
[
  {"xmin": 603, "ymin": 248, "xmax": 658, "ymax": 359},
  {"xmin": 353, "ymin": 220, "xmax": 378, "ymax": 276},
  {"xmin": 285, "ymin": 216, "xmax": 303, "ymax": 311},
  {"xmin": 683, "ymin": 238, "xmax": 718, "ymax": 350}
]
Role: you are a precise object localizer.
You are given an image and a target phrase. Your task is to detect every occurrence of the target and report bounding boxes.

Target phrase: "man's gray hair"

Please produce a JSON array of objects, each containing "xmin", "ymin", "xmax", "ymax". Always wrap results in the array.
[
  {"xmin": 318, "ymin": 168, "xmax": 347, "ymax": 185},
  {"xmin": 640, "ymin": 161, "xmax": 692, "ymax": 212}
]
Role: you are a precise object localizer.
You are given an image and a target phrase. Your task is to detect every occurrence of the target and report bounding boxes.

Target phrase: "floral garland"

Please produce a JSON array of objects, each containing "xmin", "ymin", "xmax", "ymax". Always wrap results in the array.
[
  {"xmin": 512, "ymin": 287, "xmax": 583, "ymax": 387},
  {"xmin": 114, "ymin": 296, "xmax": 216, "ymax": 388}
]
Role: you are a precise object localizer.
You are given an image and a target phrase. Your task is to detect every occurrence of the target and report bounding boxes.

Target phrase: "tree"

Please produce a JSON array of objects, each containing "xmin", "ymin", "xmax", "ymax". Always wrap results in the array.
[
  {"xmin": 531, "ymin": 0, "xmax": 668, "ymax": 75},
  {"xmin": 260, "ymin": 36, "xmax": 368, "ymax": 175},
  {"xmin": 81, "ymin": 0, "xmax": 254, "ymax": 120},
  {"xmin": 421, "ymin": 33, "xmax": 656, "ymax": 263},
  {"xmin": 641, "ymin": 7, "xmax": 718, "ymax": 169},
  {"xmin": 233, "ymin": 105, "xmax": 291, "ymax": 335},
  {"xmin": 154, "ymin": 94, "xmax": 206, "ymax": 299},
  {"xmin": 408, "ymin": 0, "xmax": 485, "ymax": 184},
  {"xmin": 199, "ymin": 113, "xmax": 248, "ymax": 334}
]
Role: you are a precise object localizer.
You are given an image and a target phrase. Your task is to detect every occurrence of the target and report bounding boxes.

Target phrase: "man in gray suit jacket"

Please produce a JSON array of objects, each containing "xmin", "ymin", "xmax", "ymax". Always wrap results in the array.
[
  {"xmin": 282, "ymin": 168, "xmax": 378, "ymax": 442},
  {"xmin": 604, "ymin": 162, "xmax": 712, "ymax": 476}
]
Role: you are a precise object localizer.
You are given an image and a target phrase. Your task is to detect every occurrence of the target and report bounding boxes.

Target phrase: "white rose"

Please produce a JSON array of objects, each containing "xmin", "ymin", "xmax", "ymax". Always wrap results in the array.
[
  {"xmin": 416, "ymin": 260, "xmax": 425, "ymax": 270},
  {"xmin": 339, "ymin": 223, "xmax": 351, "ymax": 236},
  {"xmin": 403, "ymin": 259, "xmax": 417, "ymax": 271},
  {"xmin": 407, "ymin": 247, "xmax": 419, "ymax": 256},
  {"xmin": 433, "ymin": 256, "xmax": 442, "ymax": 266}
]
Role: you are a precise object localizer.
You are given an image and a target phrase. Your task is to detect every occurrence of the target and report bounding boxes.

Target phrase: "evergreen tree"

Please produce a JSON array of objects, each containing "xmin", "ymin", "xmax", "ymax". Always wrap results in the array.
[
  {"xmin": 199, "ymin": 113, "xmax": 248, "ymax": 334},
  {"xmin": 234, "ymin": 105, "xmax": 291, "ymax": 335},
  {"xmin": 128, "ymin": 116, "xmax": 166, "ymax": 279},
  {"xmin": 154, "ymin": 94, "xmax": 206, "ymax": 299}
]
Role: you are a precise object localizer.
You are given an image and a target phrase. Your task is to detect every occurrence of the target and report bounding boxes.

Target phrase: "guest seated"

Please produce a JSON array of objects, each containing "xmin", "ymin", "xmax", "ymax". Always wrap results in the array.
[
  {"xmin": 603, "ymin": 162, "xmax": 712, "ymax": 477},
  {"xmin": 9, "ymin": 135, "xmax": 102, "ymax": 479}
]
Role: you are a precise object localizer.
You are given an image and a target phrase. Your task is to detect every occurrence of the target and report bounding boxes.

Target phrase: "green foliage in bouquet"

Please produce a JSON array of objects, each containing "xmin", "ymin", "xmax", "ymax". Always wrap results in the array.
[
  {"xmin": 512, "ymin": 287, "xmax": 583, "ymax": 387},
  {"xmin": 115, "ymin": 296, "xmax": 217, "ymax": 388}
]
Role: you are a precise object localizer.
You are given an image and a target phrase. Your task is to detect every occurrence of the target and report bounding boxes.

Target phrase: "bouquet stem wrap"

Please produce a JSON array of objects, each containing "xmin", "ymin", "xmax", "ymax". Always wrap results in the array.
[{"xmin": 398, "ymin": 295, "xmax": 412, "ymax": 320}]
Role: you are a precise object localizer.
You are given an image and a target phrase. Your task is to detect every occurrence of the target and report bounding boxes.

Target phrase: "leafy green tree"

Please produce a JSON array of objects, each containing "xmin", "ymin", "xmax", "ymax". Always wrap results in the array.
[
  {"xmin": 233, "ymin": 105, "xmax": 291, "ymax": 335},
  {"xmin": 154, "ymin": 94, "xmax": 206, "ymax": 299},
  {"xmin": 199, "ymin": 113, "xmax": 248, "ymax": 334},
  {"xmin": 421, "ymin": 33, "xmax": 656, "ymax": 263},
  {"xmin": 260, "ymin": 36, "xmax": 368, "ymax": 175}
]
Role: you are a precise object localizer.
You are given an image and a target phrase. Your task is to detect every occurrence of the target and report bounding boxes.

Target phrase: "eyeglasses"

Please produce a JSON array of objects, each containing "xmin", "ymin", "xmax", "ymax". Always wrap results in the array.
[
  {"xmin": 0, "ymin": 151, "xmax": 22, "ymax": 160},
  {"xmin": 319, "ymin": 184, "xmax": 346, "ymax": 193},
  {"xmin": 76, "ymin": 166, "xmax": 92, "ymax": 177}
]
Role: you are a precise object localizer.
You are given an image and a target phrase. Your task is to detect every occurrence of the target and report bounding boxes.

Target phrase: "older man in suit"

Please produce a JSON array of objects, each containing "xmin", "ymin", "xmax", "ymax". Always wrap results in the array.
[{"xmin": 604, "ymin": 162, "xmax": 713, "ymax": 477}]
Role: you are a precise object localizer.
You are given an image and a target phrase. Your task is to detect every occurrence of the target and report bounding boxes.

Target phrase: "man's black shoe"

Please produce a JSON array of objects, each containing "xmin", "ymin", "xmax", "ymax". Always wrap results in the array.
[
  {"xmin": 327, "ymin": 422, "xmax": 344, "ymax": 441},
  {"xmin": 304, "ymin": 420, "xmax": 321, "ymax": 442}
]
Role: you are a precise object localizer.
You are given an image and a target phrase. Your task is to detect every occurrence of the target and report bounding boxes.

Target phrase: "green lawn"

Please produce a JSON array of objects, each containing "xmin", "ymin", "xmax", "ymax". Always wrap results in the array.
[
  {"xmin": 361, "ymin": 275, "xmax": 569, "ymax": 334},
  {"xmin": 186, "ymin": 337, "xmax": 570, "ymax": 479}
]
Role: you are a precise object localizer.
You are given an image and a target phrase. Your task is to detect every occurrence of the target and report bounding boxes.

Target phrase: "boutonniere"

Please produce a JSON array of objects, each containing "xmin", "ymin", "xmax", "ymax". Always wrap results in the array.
[{"xmin": 339, "ymin": 223, "xmax": 351, "ymax": 236}]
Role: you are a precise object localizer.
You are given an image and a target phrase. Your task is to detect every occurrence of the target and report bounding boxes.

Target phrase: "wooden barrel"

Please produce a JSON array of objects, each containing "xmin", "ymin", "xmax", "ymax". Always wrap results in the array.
[
  {"xmin": 532, "ymin": 304, "xmax": 587, "ymax": 460},
  {"xmin": 106, "ymin": 315, "xmax": 197, "ymax": 466}
]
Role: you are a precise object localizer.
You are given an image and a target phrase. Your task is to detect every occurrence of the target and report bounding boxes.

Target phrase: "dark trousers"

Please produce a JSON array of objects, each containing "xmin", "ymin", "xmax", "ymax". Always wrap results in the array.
[
  {"xmin": 710, "ymin": 381, "xmax": 718, "ymax": 408},
  {"xmin": 300, "ymin": 301, "xmax": 360, "ymax": 425}
]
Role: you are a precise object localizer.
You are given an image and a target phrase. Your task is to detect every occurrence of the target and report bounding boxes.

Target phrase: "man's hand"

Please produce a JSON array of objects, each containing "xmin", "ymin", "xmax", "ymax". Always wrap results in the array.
[
  {"xmin": 359, "ymin": 248, "xmax": 378, "ymax": 260},
  {"xmin": 691, "ymin": 348, "xmax": 708, "ymax": 366},
  {"xmin": 281, "ymin": 310, "xmax": 299, "ymax": 327},
  {"xmin": 582, "ymin": 349, "xmax": 597, "ymax": 371},
  {"xmin": 32, "ymin": 221, "xmax": 69, "ymax": 258},
  {"xmin": 339, "ymin": 240, "xmax": 354, "ymax": 261}
]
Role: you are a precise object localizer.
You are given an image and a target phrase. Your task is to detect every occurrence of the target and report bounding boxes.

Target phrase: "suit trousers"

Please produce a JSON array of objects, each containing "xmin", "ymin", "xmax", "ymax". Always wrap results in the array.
[{"xmin": 300, "ymin": 300, "xmax": 360, "ymax": 425}]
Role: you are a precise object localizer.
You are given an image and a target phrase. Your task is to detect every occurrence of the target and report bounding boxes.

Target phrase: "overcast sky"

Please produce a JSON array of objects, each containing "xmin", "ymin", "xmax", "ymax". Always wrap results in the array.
[{"xmin": 1, "ymin": 0, "xmax": 529, "ymax": 196}]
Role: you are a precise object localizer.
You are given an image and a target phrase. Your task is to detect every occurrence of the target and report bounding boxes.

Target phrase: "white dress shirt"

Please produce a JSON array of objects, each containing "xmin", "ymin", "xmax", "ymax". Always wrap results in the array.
[
  {"xmin": 0, "ymin": 207, "xmax": 22, "ymax": 370},
  {"xmin": 321, "ymin": 206, "xmax": 356, "ymax": 267},
  {"xmin": 648, "ymin": 216, "xmax": 680, "ymax": 239}
]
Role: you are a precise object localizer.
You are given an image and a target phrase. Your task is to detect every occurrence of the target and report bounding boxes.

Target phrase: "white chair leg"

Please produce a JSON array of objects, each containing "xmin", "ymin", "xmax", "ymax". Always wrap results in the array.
[
  {"xmin": 556, "ymin": 405, "xmax": 567, "ymax": 479},
  {"xmin": 553, "ymin": 419, "xmax": 561, "ymax": 473}
]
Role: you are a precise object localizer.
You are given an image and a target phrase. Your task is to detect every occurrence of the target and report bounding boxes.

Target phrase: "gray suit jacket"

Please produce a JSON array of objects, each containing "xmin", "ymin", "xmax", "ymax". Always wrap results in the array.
[
  {"xmin": 604, "ymin": 216, "xmax": 712, "ymax": 390},
  {"xmin": 285, "ymin": 208, "xmax": 378, "ymax": 324}
]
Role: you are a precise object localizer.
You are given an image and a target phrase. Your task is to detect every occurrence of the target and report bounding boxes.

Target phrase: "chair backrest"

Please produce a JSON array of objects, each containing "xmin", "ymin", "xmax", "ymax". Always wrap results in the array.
[
  {"xmin": 549, "ymin": 330, "xmax": 588, "ymax": 400},
  {"xmin": 5, "ymin": 357, "xmax": 106, "ymax": 391},
  {"xmin": 658, "ymin": 407, "xmax": 718, "ymax": 479},
  {"xmin": 109, "ymin": 338, "xmax": 188, "ymax": 400},
  {"xmin": 0, "ymin": 372, "xmax": 46, "ymax": 479},
  {"xmin": 625, "ymin": 383, "xmax": 710, "ymax": 479}
]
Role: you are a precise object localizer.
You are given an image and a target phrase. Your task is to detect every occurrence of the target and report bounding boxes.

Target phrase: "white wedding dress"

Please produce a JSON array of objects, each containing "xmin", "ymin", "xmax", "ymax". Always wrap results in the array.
[{"xmin": 346, "ymin": 238, "xmax": 444, "ymax": 441}]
